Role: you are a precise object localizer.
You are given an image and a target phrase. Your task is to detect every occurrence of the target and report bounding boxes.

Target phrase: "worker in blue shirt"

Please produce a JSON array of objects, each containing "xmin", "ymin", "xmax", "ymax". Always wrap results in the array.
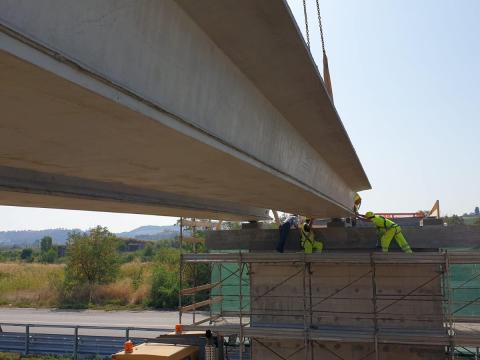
[{"xmin": 276, "ymin": 215, "xmax": 299, "ymax": 253}]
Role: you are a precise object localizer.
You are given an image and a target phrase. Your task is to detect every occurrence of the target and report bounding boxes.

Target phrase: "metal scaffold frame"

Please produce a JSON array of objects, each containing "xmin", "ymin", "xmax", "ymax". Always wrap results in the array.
[{"xmin": 179, "ymin": 251, "xmax": 480, "ymax": 360}]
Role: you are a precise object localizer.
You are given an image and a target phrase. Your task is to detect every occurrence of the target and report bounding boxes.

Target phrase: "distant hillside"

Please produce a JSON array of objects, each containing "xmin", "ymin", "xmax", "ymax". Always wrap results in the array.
[
  {"xmin": 0, "ymin": 224, "xmax": 187, "ymax": 247},
  {"xmin": 117, "ymin": 224, "xmax": 190, "ymax": 241},
  {"xmin": 0, "ymin": 228, "xmax": 80, "ymax": 247},
  {"xmin": 117, "ymin": 225, "xmax": 178, "ymax": 237}
]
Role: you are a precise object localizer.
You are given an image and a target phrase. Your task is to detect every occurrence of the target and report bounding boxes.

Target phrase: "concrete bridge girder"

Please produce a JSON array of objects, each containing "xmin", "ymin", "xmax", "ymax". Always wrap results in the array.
[{"xmin": 0, "ymin": 0, "xmax": 370, "ymax": 219}]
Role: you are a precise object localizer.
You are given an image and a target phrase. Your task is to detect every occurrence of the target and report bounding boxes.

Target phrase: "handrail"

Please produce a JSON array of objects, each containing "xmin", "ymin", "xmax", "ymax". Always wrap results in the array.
[{"xmin": 182, "ymin": 251, "xmax": 480, "ymax": 264}]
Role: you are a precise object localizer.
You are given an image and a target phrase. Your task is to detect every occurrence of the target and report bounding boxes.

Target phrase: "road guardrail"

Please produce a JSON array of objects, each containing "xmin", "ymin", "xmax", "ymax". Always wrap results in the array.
[{"xmin": 0, "ymin": 322, "xmax": 171, "ymax": 359}]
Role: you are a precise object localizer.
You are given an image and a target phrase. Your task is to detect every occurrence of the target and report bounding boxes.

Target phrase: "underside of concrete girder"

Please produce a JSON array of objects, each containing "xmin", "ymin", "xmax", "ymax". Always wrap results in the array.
[{"xmin": 0, "ymin": 0, "xmax": 370, "ymax": 219}]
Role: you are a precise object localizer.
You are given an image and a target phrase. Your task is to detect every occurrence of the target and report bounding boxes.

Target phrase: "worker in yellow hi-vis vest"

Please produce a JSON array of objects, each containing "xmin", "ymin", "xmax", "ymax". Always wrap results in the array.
[
  {"xmin": 362, "ymin": 212, "xmax": 413, "ymax": 253},
  {"xmin": 300, "ymin": 218, "xmax": 323, "ymax": 254}
]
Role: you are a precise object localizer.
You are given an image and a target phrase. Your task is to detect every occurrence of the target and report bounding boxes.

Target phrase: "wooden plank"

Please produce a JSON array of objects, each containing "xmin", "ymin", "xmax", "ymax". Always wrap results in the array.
[
  {"xmin": 180, "ymin": 296, "xmax": 223, "ymax": 313},
  {"xmin": 180, "ymin": 282, "xmax": 220, "ymax": 295}
]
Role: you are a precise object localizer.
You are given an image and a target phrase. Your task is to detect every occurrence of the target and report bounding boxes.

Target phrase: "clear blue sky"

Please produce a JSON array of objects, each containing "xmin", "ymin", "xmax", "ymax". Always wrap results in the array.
[
  {"xmin": 0, "ymin": 1, "xmax": 478, "ymax": 231},
  {"xmin": 287, "ymin": 0, "xmax": 480, "ymax": 215}
]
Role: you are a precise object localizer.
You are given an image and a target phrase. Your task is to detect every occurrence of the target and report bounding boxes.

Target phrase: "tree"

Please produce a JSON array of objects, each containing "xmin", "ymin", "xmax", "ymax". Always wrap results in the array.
[
  {"xmin": 445, "ymin": 215, "xmax": 465, "ymax": 226},
  {"xmin": 40, "ymin": 236, "xmax": 53, "ymax": 253},
  {"xmin": 40, "ymin": 248, "xmax": 58, "ymax": 263},
  {"xmin": 475, "ymin": 207, "xmax": 480, "ymax": 216},
  {"xmin": 148, "ymin": 248, "xmax": 181, "ymax": 308},
  {"xmin": 142, "ymin": 243, "xmax": 155, "ymax": 261},
  {"xmin": 65, "ymin": 226, "xmax": 120, "ymax": 302},
  {"xmin": 20, "ymin": 248, "xmax": 33, "ymax": 261},
  {"xmin": 149, "ymin": 264, "xmax": 179, "ymax": 309}
]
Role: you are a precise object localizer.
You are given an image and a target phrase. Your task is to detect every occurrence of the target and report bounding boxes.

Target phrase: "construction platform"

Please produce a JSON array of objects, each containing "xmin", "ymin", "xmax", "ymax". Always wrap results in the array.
[{"xmin": 177, "ymin": 227, "xmax": 480, "ymax": 360}]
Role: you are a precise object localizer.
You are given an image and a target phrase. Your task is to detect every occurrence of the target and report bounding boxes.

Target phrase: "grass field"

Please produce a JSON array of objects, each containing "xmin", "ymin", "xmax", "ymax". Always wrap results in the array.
[
  {"xmin": 0, "ymin": 263, "xmax": 63, "ymax": 307},
  {"xmin": 0, "ymin": 261, "xmax": 155, "ymax": 309}
]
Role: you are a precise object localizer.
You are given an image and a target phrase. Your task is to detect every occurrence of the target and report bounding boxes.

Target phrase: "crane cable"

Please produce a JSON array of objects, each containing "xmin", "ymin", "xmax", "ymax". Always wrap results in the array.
[
  {"xmin": 315, "ymin": 0, "xmax": 326, "ymax": 55},
  {"xmin": 303, "ymin": 0, "xmax": 334, "ymax": 102},
  {"xmin": 315, "ymin": 0, "xmax": 334, "ymax": 101},
  {"xmin": 302, "ymin": 0, "xmax": 310, "ymax": 48}
]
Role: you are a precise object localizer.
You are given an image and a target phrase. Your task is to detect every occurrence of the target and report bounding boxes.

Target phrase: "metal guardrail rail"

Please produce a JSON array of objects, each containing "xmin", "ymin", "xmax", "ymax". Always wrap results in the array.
[
  {"xmin": 183, "ymin": 251, "xmax": 480, "ymax": 264},
  {"xmin": 0, "ymin": 322, "xmax": 170, "ymax": 359}
]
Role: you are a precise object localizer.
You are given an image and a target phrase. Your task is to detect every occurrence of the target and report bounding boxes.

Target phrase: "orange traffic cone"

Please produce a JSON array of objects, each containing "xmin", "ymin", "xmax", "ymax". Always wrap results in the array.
[{"xmin": 124, "ymin": 340, "xmax": 134, "ymax": 353}]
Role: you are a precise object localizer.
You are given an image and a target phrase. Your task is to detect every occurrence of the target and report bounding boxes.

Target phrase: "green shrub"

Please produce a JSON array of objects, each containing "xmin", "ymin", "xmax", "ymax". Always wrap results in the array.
[
  {"xmin": 39, "ymin": 248, "xmax": 58, "ymax": 264},
  {"xmin": 142, "ymin": 244, "xmax": 155, "ymax": 262},
  {"xmin": 148, "ymin": 264, "xmax": 178, "ymax": 309},
  {"xmin": 20, "ymin": 248, "xmax": 33, "ymax": 262}
]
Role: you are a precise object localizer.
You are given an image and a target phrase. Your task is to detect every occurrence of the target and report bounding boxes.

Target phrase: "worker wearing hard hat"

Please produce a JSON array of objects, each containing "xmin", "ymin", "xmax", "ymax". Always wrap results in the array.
[
  {"xmin": 351, "ymin": 193, "xmax": 362, "ymax": 227},
  {"xmin": 354, "ymin": 193, "xmax": 362, "ymax": 213},
  {"xmin": 300, "ymin": 218, "xmax": 323, "ymax": 254},
  {"xmin": 361, "ymin": 212, "xmax": 413, "ymax": 253}
]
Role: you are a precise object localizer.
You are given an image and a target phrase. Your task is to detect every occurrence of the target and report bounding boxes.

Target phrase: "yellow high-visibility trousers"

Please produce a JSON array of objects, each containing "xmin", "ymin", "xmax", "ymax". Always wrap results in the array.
[
  {"xmin": 380, "ymin": 227, "xmax": 412, "ymax": 253},
  {"xmin": 300, "ymin": 226, "xmax": 323, "ymax": 254},
  {"xmin": 303, "ymin": 239, "xmax": 323, "ymax": 254}
]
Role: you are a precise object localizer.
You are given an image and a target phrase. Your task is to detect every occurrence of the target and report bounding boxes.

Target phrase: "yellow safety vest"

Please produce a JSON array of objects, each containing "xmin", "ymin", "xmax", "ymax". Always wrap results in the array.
[
  {"xmin": 371, "ymin": 215, "xmax": 398, "ymax": 230},
  {"xmin": 300, "ymin": 224, "xmax": 315, "ymax": 247}
]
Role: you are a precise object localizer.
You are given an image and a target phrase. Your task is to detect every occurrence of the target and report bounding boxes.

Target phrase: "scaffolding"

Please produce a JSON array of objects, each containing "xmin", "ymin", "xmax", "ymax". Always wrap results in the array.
[{"xmin": 178, "ymin": 251, "xmax": 480, "ymax": 359}]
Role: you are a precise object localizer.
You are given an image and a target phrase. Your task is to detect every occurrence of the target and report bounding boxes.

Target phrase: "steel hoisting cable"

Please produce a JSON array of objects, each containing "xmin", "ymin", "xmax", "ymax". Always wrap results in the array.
[
  {"xmin": 315, "ymin": 0, "xmax": 326, "ymax": 55},
  {"xmin": 315, "ymin": 0, "xmax": 334, "ymax": 101},
  {"xmin": 302, "ymin": 0, "xmax": 310, "ymax": 48}
]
